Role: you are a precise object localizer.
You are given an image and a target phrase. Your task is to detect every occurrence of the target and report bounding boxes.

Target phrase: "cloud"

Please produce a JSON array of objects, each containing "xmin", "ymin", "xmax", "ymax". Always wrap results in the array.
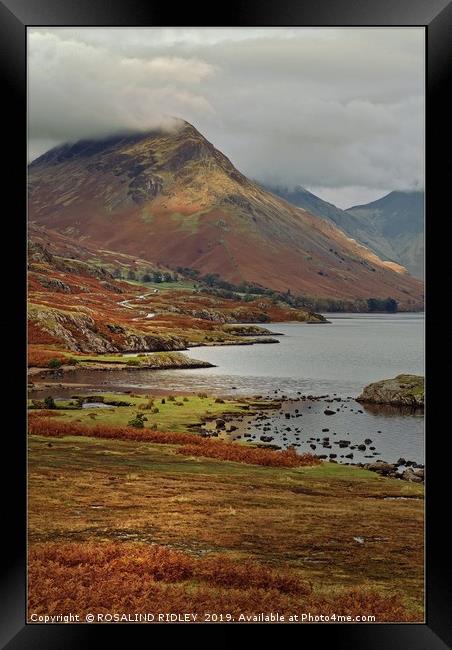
[
  {"xmin": 28, "ymin": 27, "xmax": 424, "ymax": 208},
  {"xmin": 28, "ymin": 31, "xmax": 216, "ymax": 152}
]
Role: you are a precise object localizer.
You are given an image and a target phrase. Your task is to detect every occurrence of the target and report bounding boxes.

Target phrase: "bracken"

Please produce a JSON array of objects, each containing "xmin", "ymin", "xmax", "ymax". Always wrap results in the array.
[
  {"xmin": 28, "ymin": 541, "xmax": 419, "ymax": 622},
  {"xmin": 28, "ymin": 417, "xmax": 320, "ymax": 468}
]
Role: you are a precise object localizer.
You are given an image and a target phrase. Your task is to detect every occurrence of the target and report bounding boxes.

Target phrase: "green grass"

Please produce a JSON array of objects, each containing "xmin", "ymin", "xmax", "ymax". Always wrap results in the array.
[
  {"xmin": 29, "ymin": 393, "xmax": 248, "ymax": 433},
  {"xmin": 67, "ymin": 351, "xmax": 202, "ymax": 367},
  {"xmin": 121, "ymin": 279, "xmax": 198, "ymax": 292},
  {"xmin": 169, "ymin": 211, "xmax": 203, "ymax": 235}
]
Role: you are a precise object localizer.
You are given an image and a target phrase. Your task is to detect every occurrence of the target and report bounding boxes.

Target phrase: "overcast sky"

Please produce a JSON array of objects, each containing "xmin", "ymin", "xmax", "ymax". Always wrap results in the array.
[{"xmin": 28, "ymin": 27, "xmax": 424, "ymax": 209}]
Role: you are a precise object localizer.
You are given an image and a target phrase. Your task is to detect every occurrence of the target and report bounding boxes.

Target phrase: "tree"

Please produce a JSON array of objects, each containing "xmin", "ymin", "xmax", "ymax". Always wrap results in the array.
[
  {"xmin": 127, "ymin": 270, "xmax": 136, "ymax": 281},
  {"xmin": 385, "ymin": 298, "xmax": 398, "ymax": 313},
  {"xmin": 142, "ymin": 273, "xmax": 151, "ymax": 283},
  {"xmin": 44, "ymin": 396, "xmax": 56, "ymax": 410},
  {"xmin": 367, "ymin": 298, "xmax": 379, "ymax": 312}
]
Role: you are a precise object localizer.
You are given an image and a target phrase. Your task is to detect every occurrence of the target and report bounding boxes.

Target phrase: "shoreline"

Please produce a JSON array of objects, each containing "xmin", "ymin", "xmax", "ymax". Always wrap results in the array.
[{"xmin": 27, "ymin": 385, "xmax": 424, "ymax": 479}]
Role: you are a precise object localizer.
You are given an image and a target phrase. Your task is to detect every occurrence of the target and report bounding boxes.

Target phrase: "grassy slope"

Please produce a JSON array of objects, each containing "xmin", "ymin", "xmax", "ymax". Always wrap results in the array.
[{"xmin": 28, "ymin": 433, "xmax": 423, "ymax": 616}]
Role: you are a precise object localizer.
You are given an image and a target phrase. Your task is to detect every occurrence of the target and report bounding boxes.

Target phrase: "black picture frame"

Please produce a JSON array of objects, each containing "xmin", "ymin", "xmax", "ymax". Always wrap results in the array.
[{"xmin": 2, "ymin": 0, "xmax": 449, "ymax": 646}]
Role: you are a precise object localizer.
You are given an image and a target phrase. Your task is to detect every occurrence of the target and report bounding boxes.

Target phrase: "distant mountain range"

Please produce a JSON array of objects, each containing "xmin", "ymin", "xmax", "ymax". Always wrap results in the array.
[
  {"xmin": 28, "ymin": 120, "xmax": 423, "ymax": 307},
  {"xmin": 265, "ymin": 185, "xmax": 424, "ymax": 279}
]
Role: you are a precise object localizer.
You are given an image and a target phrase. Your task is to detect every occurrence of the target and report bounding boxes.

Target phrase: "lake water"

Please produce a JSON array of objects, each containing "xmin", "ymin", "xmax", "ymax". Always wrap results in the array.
[
  {"xmin": 32, "ymin": 313, "xmax": 424, "ymax": 464},
  {"xmin": 209, "ymin": 397, "xmax": 424, "ymax": 466},
  {"xmin": 179, "ymin": 313, "xmax": 424, "ymax": 397}
]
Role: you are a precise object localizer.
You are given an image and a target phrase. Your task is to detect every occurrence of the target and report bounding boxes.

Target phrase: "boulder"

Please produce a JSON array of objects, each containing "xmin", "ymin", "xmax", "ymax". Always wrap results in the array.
[
  {"xmin": 357, "ymin": 374, "xmax": 424, "ymax": 408},
  {"xmin": 365, "ymin": 461, "xmax": 396, "ymax": 476},
  {"xmin": 402, "ymin": 468, "xmax": 424, "ymax": 482}
]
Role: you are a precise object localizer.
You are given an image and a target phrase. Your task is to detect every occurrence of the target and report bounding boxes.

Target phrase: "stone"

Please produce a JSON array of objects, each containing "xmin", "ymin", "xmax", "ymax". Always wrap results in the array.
[
  {"xmin": 402, "ymin": 468, "xmax": 424, "ymax": 483},
  {"xmin": 357, "ymin": 374, "xmax": 424, "ymax": 408}
]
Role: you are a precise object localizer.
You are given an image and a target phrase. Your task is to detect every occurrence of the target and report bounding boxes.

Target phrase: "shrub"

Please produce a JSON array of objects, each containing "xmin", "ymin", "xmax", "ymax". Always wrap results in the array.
[
  {"xmin": 128, "ymin": 413, "xmax": 148, "ymax": 428},
  {"xmin": 168, "ymin": 395, "xmax": 176, "ymax": 402},
  {"xmin": 47, "ymin": 358, "xmax": 62, "ymax": 369},
  {"xmin": 44, "ymin": 396, "xmax": 56, "ymax": 410},
  {"xmin": 197, "ymin": 393, "xmax": 208, "ymax": 399},
  {"xmin": 126, "ymin": 359, "xmax": 140, "ymax": 366}
]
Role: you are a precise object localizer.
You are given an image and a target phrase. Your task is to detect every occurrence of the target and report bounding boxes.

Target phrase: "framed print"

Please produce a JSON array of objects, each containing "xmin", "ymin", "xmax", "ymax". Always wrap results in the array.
[{"xmin": 1, "ymin": 0, "xmax": 450, "ymax": 646}]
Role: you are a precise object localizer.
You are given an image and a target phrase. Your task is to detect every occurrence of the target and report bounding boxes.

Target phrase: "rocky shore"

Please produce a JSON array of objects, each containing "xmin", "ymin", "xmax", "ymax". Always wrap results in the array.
[{"xmin": 357, "ymin": 459, "xmax": 424, "ymax": 483}]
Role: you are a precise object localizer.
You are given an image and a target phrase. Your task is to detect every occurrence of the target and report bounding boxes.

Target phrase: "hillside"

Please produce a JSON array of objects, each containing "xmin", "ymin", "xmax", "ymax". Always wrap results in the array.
[
  {"xmin": 267, "ymin": 185, "xmax": 423, "ymax": 279},
  {"xmin": 346, "ymin": 191, "xmax": 424, "ymax": 279},
  {"xmin": 28, "ymin": 225, "xmax": 326, "ymax": 361},
  {"xmin": 28, "ymin": 121, "xmax": 423, "ymax": 307}
]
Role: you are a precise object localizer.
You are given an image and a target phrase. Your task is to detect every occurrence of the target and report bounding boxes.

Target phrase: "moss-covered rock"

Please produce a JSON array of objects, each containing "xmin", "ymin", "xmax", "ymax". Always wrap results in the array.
[{"xmin": 357, "ymin": 374, "xmax": 424, "ymax": 407}]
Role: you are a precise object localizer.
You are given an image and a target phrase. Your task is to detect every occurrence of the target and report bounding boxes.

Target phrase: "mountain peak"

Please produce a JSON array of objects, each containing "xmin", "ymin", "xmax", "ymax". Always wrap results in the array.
[{"xmin": 28, "ymin": 122, "xmax": 423, "ymax": 306}]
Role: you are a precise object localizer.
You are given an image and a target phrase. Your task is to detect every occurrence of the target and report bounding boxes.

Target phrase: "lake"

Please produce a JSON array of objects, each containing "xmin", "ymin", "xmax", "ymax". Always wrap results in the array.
[
  {"xmin": 179, "ymin": 313, "xmax": 424, "ymax": 397},
  {"xmin": 32, "ymin": 313, "xmax": 424, "ymax": 464}
]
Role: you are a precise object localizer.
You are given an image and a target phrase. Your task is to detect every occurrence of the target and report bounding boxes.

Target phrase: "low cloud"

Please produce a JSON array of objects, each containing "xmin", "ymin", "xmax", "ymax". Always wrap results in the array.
[{"xmin": 28, "ymin": 27, "xmax": 424, "ymax": 207}]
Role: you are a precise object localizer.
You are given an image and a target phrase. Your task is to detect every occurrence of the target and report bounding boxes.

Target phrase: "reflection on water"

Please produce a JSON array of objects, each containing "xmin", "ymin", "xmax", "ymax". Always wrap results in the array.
[{"xmin": 360, "ymin": 402, "xmax": 423, "ymax": 418}]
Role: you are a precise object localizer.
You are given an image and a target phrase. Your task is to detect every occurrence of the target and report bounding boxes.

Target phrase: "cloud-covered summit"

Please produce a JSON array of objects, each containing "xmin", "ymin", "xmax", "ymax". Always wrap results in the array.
[{"xmin": 28, "ymin": 27, "xmax": 424, "ymax": 208}]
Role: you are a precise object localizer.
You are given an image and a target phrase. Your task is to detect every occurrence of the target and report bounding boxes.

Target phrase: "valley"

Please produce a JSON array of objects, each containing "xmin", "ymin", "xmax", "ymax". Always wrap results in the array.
[{"xmin": 27, "ymin": 124, "xmax": 425, "ymax": 624}]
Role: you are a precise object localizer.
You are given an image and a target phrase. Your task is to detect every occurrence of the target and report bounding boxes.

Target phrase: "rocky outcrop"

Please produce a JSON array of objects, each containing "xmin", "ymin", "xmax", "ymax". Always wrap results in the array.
[
  {"xmin": 35, "ymin": 275, "xmax": 71, "ymax": 293},
  {"xmin": 121, "ymin": 332, "xmax": 186, "ymax": 353},
  {"xmin": 357, "ymin": 374, "xmax": 424, "ymax": 408},
  {"xmin": 28, "ymin": 304, "xmax": 188, "ymax": 354},
  {"xmin": 222, "ymin": 324, "xmax": 275, "ymax": 337}
]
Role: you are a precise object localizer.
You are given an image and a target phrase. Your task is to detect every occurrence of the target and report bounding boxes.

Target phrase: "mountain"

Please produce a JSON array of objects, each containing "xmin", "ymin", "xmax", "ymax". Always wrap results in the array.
[
  {"xmin": 28, "ymin": 120, "xmax": 423, "ymax": 307},
  {"xmin": 266, "ymin": 185, "xmax": 423, "ymax": 279},
  {"xmin": 346, "ymin": 191, "xmax": 424, "ymax": 279}
]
